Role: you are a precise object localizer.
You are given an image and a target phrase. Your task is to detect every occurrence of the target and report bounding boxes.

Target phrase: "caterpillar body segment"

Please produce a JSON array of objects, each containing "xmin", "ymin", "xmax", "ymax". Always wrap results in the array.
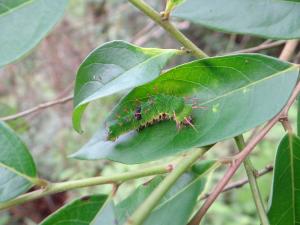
[{"xmin": 107, "ymin": 94, "xmax": 197, "ymax": 141}]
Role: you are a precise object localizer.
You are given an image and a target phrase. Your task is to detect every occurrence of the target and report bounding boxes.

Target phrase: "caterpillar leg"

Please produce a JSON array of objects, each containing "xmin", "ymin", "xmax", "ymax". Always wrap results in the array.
[
  {"xmin": 184, "ymin": 117, "xmax": 198, "ymax": 133},
  {"xmin": 173, "ymin": 111, "xmax": 181, "ymax": 129}
]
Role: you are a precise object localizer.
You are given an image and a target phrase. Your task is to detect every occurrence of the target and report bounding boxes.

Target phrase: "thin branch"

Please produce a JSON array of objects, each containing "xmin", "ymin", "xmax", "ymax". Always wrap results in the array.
[
  {"xmin": 131, "ymin": 20, "xmax": 156, "ymax": 44},
  {"xmin": 230, "ymin": 40, "xmax": 286, "ymax": 54},
  {"xmin": 128, "ymin": 0, "xmax": 208, "ymax": 58},
  {"xmin": 246, "ymin": 126, "xmax": 262, "ymax": 144},
  {"xmin": 200, "ymin": 165, "xmax": 273, "ymax": 200},
  {"xmin": 0, "ymin": 164, "xmax": 172, "ymax": 211},
  {"xmin": 278, "ymin": 39, "xmax": 298, "ymax": 133},
  {"xmin": 188, "ymin": 80, "xmax": 300, "ymax": 225},
  {"xmin": 279, "ymin": 40, "xmax": 298, "ymax": 61},
  {"xmin": 0, "ymin": 95, "xmax": 73, "ymax": 121}
]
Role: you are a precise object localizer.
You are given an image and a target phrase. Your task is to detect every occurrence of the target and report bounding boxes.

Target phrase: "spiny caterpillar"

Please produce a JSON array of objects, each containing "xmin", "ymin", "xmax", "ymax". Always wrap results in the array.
[{"xmin": 107, "ymin": 94, "xmax": 202, "ymax": 141}]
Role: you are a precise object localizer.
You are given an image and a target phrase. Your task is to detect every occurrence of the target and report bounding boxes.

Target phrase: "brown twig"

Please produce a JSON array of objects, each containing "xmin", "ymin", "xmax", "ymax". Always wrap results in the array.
[
  {"xmin": 131, "ymin": 21, "xmax": 156, "ymax": 44},
  {"xmin": 279, "ymin": 40, "xmax": 298, "ymax": 61},
  {"xmin": 0, "ymin": 95, "xmax": 73, "ymax": 121},
  {"xmin": 200, "ymin": 165, "xmax": 273, "ymax": 200},
  {"xmin": 231, "ymin": 40, "xmax": 286, "ymax": 54},
  {"xmin": 188, "ymin": 79, "xmax": 300, "ymax": 225},
  {"xmin": 278, "ymin": 40, "xmax": 298, "ymax": 133},
  {"xmin": 279, "ymin": 116, "xmax": 293, "ymax": 133},
  {"xmin": 246, "ymin": 126, "xmax": 261, "ymax": 144}
]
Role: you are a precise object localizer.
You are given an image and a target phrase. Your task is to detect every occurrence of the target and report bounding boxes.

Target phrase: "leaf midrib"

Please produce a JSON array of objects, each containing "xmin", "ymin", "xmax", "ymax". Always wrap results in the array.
[
  {"xmin": 289, "ymin": 136, "xmax": 296, "ymax": 224},
  {"xmin": 171, "ymin": 66, "xmax": 296, "ymax": 106},
  {"xmin": 125, "ymin": 65, "xmax": 297, "ymax": 106},
  {"xmin": 274, "ymin": 136, "xmax": 298, "ymax": 225},
  {"xmin": 0, "ymin": 162, "xmax": 36, "ymax": 184}
]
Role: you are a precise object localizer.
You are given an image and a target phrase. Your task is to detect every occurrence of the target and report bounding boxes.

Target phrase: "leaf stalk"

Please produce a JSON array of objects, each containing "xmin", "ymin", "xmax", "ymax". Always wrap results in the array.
[{"xmin": 234, "ymin": 135, "xmax": 270, "ymax": 225}]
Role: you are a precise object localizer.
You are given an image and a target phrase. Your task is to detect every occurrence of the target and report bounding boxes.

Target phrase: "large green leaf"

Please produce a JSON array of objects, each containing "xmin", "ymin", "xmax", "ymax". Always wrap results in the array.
[
  {"xmin": 0, "ymin": 0, "xmax": 68, "ymax": 68},
  {"xmin": 72, "ymin": 54, "xmax": 298, "ymax": 164},
  {"xmin": 0, "ymin": 122, "xmax": 37, "ymax": 202},
  {"xmin": 40, "ymin": 195, "xmax": 109, "ymax": 225},
  {"xmin": 268, "ymin": 134, "xmax": 300, "ymax": 225},
  {"xmin": 73, "ymin": 41, "xmax": 178, "ymax": 132},
  {"xmin": 173, "ymin": 0, "xmax": 300, "ymax": 39}
]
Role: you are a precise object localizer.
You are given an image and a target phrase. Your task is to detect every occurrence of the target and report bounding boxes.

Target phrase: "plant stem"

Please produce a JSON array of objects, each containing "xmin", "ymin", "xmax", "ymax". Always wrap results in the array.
[
  {"xmin": 0, "ymin": 164, "xmax": 171, "ymax": 211},
  {"xmin": 124, "ymin": 147, "xmax": 209, "ymax": 225},
  {"xmin": 231, "ymin": 40, "xmax": 285, "ymax": 54},
  {"xmin": 128, "ymin": 0, "xmax": 208, "ymax": 59},
  {"xmin": 234, "ymin": 135, "xmax": 270, "ymax": 225}
]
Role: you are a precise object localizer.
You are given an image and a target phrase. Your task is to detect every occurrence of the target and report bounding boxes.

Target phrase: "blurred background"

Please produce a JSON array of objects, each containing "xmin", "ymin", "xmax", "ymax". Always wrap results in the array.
[{"xmin": 0, "ymin": 0, "xmax": 299, "ymax": 224}]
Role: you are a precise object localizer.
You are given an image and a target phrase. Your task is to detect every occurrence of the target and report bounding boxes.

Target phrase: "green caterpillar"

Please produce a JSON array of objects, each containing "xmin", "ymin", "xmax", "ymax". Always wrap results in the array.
[{"xmin": 106, "ymin": 94, "xmax": 198, "ymax": 141}]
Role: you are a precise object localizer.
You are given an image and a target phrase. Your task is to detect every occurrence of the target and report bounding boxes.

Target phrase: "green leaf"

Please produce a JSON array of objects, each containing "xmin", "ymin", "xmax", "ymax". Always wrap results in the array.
[
  {"xmin": 40, "ymin": 195, "xmax": 109, "ymax": 225},
  {"xmin": 0, "ymin": 122, "xmax": 37, "ymax": 202},
  {"xmin": 297, "ymin": 96, "xmax": 300, "ymax": 136},
  {"xmin": 95, "ymin": 160, "xmax": 215, "ymax": 225},
  {"xmin": 72, "ymin": 54, "xmax": 298, "ymax": 164},
  {"xmin": 0, "ymin": 0, "xmax": 68, "ymax": 68},
  {"xmin": 72, "ymin": 40, "xmax": 178, "ymax": 132},
  {"xmin": 173, "ymin": 0, "xmax": 300, "ymax": 39},
  {"xmin": 268, "ymin": 134, "xmax": 300, "ymax": 225}
]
